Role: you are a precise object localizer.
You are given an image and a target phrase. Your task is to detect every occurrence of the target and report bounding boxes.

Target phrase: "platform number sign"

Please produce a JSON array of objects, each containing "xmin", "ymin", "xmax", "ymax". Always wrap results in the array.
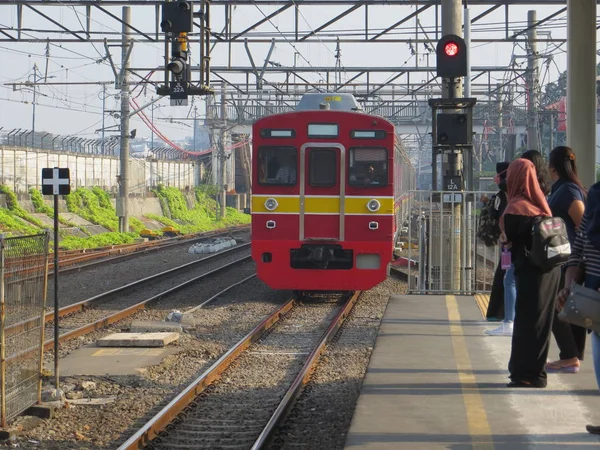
[
  {"xmin": 443, "ymin": 175, "xmax": 462, "ymax": 192},
  {"xmin": 42, "ymin": 168, "xmax": 70, "ymax": 196}
]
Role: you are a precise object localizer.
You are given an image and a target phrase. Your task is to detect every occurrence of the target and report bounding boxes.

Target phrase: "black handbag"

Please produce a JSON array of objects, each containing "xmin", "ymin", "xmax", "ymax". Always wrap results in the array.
[{"xmin": 558, "ymin": 283, "xmax": 600, "ymax": 334}]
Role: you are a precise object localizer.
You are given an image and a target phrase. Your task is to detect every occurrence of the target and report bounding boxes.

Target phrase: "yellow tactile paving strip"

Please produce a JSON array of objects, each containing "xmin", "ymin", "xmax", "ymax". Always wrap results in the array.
[{"xmin": 473, "ymin": 293, "xmax": 490, "ymax": 319}]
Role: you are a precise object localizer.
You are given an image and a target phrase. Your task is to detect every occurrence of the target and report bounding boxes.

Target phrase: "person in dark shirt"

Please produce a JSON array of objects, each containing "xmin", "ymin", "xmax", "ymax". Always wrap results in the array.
[
  {"xmin": 485, "ymin": 162, "xmax": 510, "ymax": 324},
  {"xmin": 557, "ymin": 182, "xmax": 600, "ymax": 435},
  {"xmin": 546, "ymin": 146, "xmax": 586, "ymax": 373},
  {"xmin": 500, "ymin": 158, "xmax": 561, "ymax": 388}
]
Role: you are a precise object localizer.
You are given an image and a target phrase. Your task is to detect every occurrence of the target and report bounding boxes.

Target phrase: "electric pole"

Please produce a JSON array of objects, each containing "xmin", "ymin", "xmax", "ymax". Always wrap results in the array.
[
  {"xmin": 219, "ymin": 83, "xmax": 227, "ymax": 219},
  {"xmin": 527, "ymin": 10, "xmax": 540, "ymax": 152},
  {"xmin": 441, "ymin": 0, "xmax": 462, "ymax": 292},
  {"xmin": 118, "ymin": 6, "xmax": 131, "ymax": 233}
]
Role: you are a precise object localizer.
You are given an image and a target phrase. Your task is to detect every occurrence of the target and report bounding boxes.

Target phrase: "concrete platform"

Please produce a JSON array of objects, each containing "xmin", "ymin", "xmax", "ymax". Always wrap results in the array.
[
  {"xmin": 344, "ymin": 294, "xmax": 600, "ymax": 449},
  {"xmin": 96, "ymin": 332, "xmax": 180, "ymax": 347},
  {"xmin": 60, "ymin": 344, "xmax": 179, "ymax": 376}
]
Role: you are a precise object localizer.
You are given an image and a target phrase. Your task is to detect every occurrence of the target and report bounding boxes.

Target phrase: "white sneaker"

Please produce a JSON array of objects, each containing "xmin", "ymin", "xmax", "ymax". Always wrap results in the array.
[{"xmin": 485, "ymin": 322, "xmax": 513, "ymax": 336}]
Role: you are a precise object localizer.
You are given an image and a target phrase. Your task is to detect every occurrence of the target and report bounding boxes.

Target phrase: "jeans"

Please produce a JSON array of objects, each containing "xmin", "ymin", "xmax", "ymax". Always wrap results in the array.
[
  {"xmin": 592, "ymin": 332, "xmax": 600, "ymax": 390},
  {"xmin": 503, "ymin": 264, "xmax": 516, "ymax": 322}
]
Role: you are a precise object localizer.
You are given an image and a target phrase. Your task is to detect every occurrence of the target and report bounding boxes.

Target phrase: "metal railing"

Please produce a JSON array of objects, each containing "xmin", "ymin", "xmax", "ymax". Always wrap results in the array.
[
  {"xmin": 406, "ymin": 190, "xmax": 500, "ymax": 295},
  {"xmin": 0, "ymin": 232, "xmax": 50, "ymax": 424}
]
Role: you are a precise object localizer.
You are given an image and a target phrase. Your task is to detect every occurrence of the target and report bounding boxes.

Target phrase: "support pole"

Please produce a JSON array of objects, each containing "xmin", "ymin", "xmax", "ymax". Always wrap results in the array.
[
  {"xmin": 219, "ymin": 82, "xmax": 227, "ymax": 219},
  {"xmin": 567, "ymin": 0, "xmax": 596, "ymax": 187},
  {"xmin": 0, "ymin": 234, "xmax": 5, "ymax": 427},
  {"xmin": 463, "ymin": 7, "xmax": 473, "ymax": 293},
  {"xmin": 53, "ymin": 194, "xmax": 59, "ymax": 396},
  {"xmin": 118, "ymin": 6, "xmax": 131, "ymax": 233},
  {"xmin": 441, "ymin": 0, "xmax": 462, "ymax": 292},
  {"xmin": 526, "ymin": 10, "xmax": 539, "ymax": 152}
]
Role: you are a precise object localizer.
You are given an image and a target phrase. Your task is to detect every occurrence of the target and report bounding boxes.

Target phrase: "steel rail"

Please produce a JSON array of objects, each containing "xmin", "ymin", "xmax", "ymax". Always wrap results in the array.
[
  {"xmin": 117, "ymin": 297, "xmax": 297, "ymax": 450},
  {"xmin": 5, "ymin": 243, "xmax": 250, "ymax": 338},
  {"xmin": 7, "ymin": 254, "xmax": 253, "ymax": 363},
  {"xmin": 6, "ymin": 225, "xmax": 249, "ymax": 279},
  {"xmin": 251, "ymin": 291, "xmax": 361, "ymax": 449}
]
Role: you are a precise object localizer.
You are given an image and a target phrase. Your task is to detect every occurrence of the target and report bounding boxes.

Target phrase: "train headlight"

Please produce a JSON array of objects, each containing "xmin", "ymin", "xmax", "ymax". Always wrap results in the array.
[
  {"xmin": 264, "ymin": 198, "xmax": 279, "ymax": 211},
  {"xmin": 367, "ymin": 199, "xmax": 381, "ymax": 212}
]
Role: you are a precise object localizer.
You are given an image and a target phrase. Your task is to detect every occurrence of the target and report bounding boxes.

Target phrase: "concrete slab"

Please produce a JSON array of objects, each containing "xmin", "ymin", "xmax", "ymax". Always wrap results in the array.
[
  {"xmin": 59, "ymin": 213, "xmax": 94, "ymax": 227},
  {"xmin": 60, "ymin": 344, "xmax": 178, "ymax": 376},
  {"xmin": 96, "ymin": 332, "xmax": 179, "ymax": 347},
  {"xmin": 344, "ymin": 294, "xmax": 600, "ymax": 449},
  {"xmin": 129, "ymin": 320, "xmax": 183, "ymax": 333},
  {"xmin": 31, "ymin": 213, "xmax": 63, "ymax": 229}
]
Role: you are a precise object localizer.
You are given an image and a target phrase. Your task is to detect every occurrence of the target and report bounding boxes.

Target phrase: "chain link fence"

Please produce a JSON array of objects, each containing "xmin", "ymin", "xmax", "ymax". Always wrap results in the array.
[
  {"xmin": 406, "ymin": 190, "xmax": 499, "ymax": 295},
  {"xmin": 0, "ymin": 232, "xmax": 49, "ymax": 424}
]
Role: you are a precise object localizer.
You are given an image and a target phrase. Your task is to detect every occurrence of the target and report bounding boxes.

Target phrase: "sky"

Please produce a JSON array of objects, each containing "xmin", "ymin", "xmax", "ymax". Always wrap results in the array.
[{"xmin": 0, "ymin": 2, "xmax": 589, "ymax": 145}]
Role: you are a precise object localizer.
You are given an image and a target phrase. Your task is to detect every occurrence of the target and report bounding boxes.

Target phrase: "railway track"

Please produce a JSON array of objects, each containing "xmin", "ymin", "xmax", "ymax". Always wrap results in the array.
[
  {"xmin": 5, "ymin": 225, "xmax": 249, "ymax": 278},
  {"xmin": 7, "ymin": 244, "xmax": 254, "ymax": 362},
  {"xmin": 117, "ymin": 291, "xmax": 360, "ymax": 450}
]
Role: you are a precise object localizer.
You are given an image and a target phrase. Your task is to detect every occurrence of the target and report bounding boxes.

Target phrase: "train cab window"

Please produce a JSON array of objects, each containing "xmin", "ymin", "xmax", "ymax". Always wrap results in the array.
[
  {"xmin": 349, "ymin": 148, "xmax": 388, "ymax": 187},
  {"xmin": 309, "ymin": 149, "xmax": 336, "ymax": 187},
  {"xmin": 258, "ymin": 147, "xmax": 298, "ymax": 186}
]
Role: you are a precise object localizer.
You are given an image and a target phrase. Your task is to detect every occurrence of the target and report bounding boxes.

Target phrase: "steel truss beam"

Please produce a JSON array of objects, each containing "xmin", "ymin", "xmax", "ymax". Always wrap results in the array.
[{"xmin": 0, "ymin": 1, "xmax": 574, "ymax": 44}]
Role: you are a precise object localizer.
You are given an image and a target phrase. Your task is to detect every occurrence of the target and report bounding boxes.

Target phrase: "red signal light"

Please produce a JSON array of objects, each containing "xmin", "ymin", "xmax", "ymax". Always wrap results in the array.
[{"xmin": 444, "ymin": 42, "xmax": 459, "ymax": 57}]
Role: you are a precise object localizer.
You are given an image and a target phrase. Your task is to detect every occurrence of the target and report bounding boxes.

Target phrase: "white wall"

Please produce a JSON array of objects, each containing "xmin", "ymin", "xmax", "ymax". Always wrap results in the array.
[{"xmin": 0, "ymin": 146, "xmax": 198, "ymax": 194}]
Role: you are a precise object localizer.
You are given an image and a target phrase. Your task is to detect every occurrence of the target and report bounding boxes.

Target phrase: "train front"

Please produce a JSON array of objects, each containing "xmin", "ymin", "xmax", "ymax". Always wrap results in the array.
[{"xmin": 251, "ymin": 97, "xmax": 396, "ymax": 292}]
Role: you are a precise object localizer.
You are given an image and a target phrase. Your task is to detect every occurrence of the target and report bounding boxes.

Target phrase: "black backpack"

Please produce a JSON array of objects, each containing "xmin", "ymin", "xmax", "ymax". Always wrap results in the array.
[
  {"xmin": 526, "ymin": 216, "xmax": 571, "ymax": 270},
  {"xmin": 477, "ymin": 193, "xmax": 503, "ymax": 247}
]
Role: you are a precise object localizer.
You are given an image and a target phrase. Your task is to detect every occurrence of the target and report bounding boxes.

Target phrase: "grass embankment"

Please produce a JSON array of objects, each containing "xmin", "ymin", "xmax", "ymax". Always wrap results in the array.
[
  {"xmin": 0, "ymin": 185, "xmax": 250, "ymax": 250},
  {"xmin": 148, "ymin": 185, "xmax": 250, "ymax": 234}
]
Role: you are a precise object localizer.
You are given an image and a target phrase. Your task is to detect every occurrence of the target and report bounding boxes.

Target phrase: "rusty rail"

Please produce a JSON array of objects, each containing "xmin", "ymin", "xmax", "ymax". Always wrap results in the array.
[
  {"xmin": 250, "ymin": 291, "xmax": 361, "ymax": 449},
  {"xmin": 117, "ymin": 297, "xmax": 297, "ymax": 450},
  {"xmin": 6, "ymin": 225, "xmax": 250, "ymax": 279},
  {"xmin": 5, "ymin": 243, "xmax": 250, "ymax": 340},
  {"xmin": 7, "ymin": 254, "xmax": 253, "ymax": 364}
]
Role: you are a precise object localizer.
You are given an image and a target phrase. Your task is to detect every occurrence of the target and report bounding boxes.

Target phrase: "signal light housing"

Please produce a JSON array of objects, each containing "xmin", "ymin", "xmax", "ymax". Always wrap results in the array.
[{"xmin": 436, "ymin": 34, "xmax": 467, "ymax": 79}]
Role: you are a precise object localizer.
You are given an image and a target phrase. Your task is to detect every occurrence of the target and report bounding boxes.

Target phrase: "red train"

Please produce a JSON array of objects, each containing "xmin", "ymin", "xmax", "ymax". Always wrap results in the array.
[{"xmin": 251, "ymin": 93, "xmax": 415, "ymax": 292}]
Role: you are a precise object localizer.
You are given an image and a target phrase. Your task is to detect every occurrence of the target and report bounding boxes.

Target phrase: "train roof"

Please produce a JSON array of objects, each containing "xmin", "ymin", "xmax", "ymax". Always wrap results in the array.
[{"xmin": 296, "ymin": 93, "xmax": 362, "ymax": 111}]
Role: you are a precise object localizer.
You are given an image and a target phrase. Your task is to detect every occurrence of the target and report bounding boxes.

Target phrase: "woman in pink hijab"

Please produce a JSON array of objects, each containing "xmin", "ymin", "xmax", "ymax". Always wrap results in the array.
[{"xmin": 500, "ymin": 158, "xmax": 561, "ymax": 388}]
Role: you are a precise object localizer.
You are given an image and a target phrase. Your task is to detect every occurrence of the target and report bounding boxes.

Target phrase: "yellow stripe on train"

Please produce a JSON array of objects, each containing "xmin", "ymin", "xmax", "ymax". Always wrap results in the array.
[{"xmin": 252, "ymin": 195, "xmax": 394, "ymax": 215}]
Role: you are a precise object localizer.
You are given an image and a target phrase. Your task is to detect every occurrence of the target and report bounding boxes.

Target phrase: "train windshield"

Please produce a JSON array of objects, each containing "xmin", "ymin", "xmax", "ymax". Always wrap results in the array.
[
  {"xmin": 348, "ymin": 148, "xmax": 388, "ymax": 187},
  {"xmin": 258, "ymin": 146, "xmax": 298, "ymax": 186}
]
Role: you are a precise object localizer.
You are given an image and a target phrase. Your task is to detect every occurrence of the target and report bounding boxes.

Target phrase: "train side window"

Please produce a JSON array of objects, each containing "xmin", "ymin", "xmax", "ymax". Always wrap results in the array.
[
  {"xmin": 258, "ymin": 146, "xmax": 298, "ymax": 186},
  {"xmin": 348, "ymin": 148, "xmax": 388, "ymax": 187},
  {"xmin": 309, "ymin": 149, "xmax": 336, "ymax": 187}
]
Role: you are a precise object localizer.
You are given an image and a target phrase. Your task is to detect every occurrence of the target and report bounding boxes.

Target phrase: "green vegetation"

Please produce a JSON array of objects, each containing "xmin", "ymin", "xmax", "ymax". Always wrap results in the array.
[
  {"xmin": 0, "ymin": 185, "xmax": 46, "ymax": 230},
  {"xmin": 0, "ymin": 184, "xmax": 249, "ymax": 249},
  {"xmin": 150, "ymin": 185, "xmax": 250, "ymax": 234},
  {"xmin": 58, "ymin": 232, "xmax": 138, "ymax": 250},
  {"xmin": 65, "ymin": 187, "xmax": 145, "ymax": 233}
]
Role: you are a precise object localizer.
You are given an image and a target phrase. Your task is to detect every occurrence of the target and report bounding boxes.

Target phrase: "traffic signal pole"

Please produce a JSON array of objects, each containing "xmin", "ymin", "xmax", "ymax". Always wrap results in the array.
[{"xmin": 442, "ymin": 0, "xmax": 462, "ymax": 292}]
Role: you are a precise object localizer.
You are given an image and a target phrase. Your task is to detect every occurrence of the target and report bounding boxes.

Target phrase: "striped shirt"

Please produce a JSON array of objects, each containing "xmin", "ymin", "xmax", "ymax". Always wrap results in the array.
[{"xmin": 567, "ymin": 215, "xmax": 600, "ymax": 289}]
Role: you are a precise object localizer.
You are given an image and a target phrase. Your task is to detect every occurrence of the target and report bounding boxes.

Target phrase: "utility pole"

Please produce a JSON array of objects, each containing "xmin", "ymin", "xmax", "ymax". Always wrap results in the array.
[
  {"xmin": 151, "ymin": 100, "xmax": 155, "ymax": 151},
  {"xmin": 527, "ymin": 10, "xmax": 539, "ymax": 152},
  {"xmin": 32, "ymin": 63, "xmax": 38, "ymax": 148},
  {"xmin": 118, "ymin": 6, "xmax": 131, "ymax": 233},
  {"xmin": 497, "ymin": 83, "xmax": 503, "ymax": 161},
  {"xmin": 219, "ymin": 82, "xmax": 227, "ymax": 219},
  {"xmin": 101, "ymin": 85, "xmax": 106, "ymax": 155},
  {"xmin": 193, "ymin": 106, "xmax": 198, "ymax": 152}
]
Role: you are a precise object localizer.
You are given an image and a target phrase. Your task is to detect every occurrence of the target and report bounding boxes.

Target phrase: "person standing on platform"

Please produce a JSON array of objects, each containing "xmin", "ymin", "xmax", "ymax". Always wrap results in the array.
[
  {"xmin": 483, "ymin": 162, "xmax": 510, "ymax": 324},
  {"xmin": 555, "ymin": 182, "xmax": 600, "ymax": 434},
  {"xmin": 521, "ymin": 150, "xmax": 552, "ymax": 196},
  {"xmin": 500, "ymin": 158, "xmax": 561, "ymax": 388},
  {"xmin": 545, "ymin": 146, "xmax": 586, "ymax": 373}
]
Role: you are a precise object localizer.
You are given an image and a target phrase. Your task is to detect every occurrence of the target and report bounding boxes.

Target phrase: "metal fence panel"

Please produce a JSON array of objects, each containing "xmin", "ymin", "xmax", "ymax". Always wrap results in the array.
[
  {"xmin": 0, "ymin": 232, "xmax": 49, "ymax": 424},
  {"xmin": 405, "ymin": 190, "xmax": 500, "ymax": 295}
]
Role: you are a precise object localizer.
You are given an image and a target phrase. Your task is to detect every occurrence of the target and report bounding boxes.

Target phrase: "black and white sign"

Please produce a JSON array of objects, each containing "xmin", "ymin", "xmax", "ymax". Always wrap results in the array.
[
  {"xmin": 443, "ymin": 175, "xmax": 462, "ymax": 192},
  {"xmin": 42, "ymin": 168, "xmax": 71, "ymax": 196}
]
